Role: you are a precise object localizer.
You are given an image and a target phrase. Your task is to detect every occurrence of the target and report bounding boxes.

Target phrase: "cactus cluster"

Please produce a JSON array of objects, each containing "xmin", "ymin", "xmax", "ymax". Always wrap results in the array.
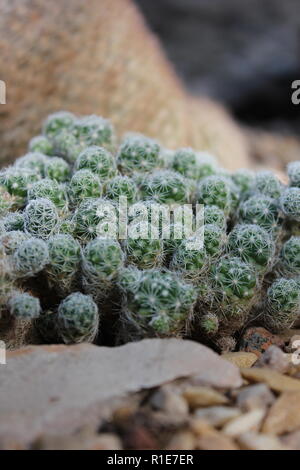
[{"xmin": 0, "ymin": 111, "xmax": 300, "ymax": 352}]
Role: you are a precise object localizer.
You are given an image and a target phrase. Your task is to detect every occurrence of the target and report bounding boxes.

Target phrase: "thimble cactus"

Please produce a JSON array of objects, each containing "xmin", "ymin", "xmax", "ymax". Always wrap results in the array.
[
  {"xmin": 263, "ymin": 278, "xmax": 300, "ymax": 332},
  {"xmin": 27, "ymin": 178, "xmax": 68, "ymax": 214},
  {"xmin": 105, "ymin": 175, "xmax": 138, "ymax": 203},
  {"xmin": 0, "ymin": 231, "xmax": 29, "ymax": 255},
  {"xmin": 171, "ymin": 148, "xmax": 217, "ymax": 180},
  {"xmin": 43, "ymin": 111, "xmax": 75, "ymax": 139},
  {"xmin": 69, "ymin": 170, "xmax": 102, "ymax": 206},
  {"xmin": 197, "ymin": 175, "xmax": 238, "ymax": 215},
  {"xmin": 287, "ymin": 161, "xmax": 300, "ymax": 188},
  {"xmin": 204, "ymin": 205, "xmax": 226, "ymax": 229},
  {"xmin": 0, "ymin": 167, "xmax": 40, "ymax": 202},
  {"xmin": 231, "ymin": 168, "xmax": 255, "ymax": 194},
  {"xmin": 52, "ymin": 128, "xmax": 84, "ymax": 163},
  {"xmin": 72, "ymin": 115, "xmax": 114, "ymax": 149},
  {"xmin": 13, "ymin": 237, "xmax": 49, "ymax": 278},
  {"xmin": 280, "ymin": 187, "xmax": 300, "ymax": 221},
  {"xmin": 15, "ymin": 152, "xmax": 49, "ymax": 177},
  {"xmin": 44, "ymin": 157, "xmax": 70, "ymax": 183},
  {"xmin": 117, "ymin": 134, "xmax": 161, "ymax": 175},
  {"xmin": 82, "ymin": 237, "xmax": 124, "ymax": 301},
  {"xmin": 0, "ymin": 185, "xmax": 18, "ymax": 216},
  {"xmin": 46, "ymin": 234, "xmax": 82, "ymax": 295},
  {"xmin": 238, "ymin": 195, "xmax": 280, "ymax": 232},
  {"xmin": 57, "ymin": 292, "xmax": 99, "ymax": 344},
  {"xmin": 2, "ymin": 212, "xmax": 24, "ymax": 232},
  {"xmin": 125, "ymin": 223, "xmax": 164, "ymax": 269},
  {"xmin": 253, "ymin": 170, "xmax": 283, "ymax": 199},
  {"xmin": 199, "ymin": 312, "xmax": 219, "ymax": 338},
  {"xmin": 8, "ymin": 292, "xmax": 41, "ymax": 319},
  {"xmin": 140, "ymin": 170, "xmax": 190, "ymax": 204},
  {"xmin": 119, "ymin": 269, "xmax": 197, "ymax": 338},
  {"xmin": 29, "ymin": 135, "xmax": 54, "ymax": 156},
  {"xmin": 228, "ymin": 224, "xmax": 275, "ymax": 272},
  {"xmin": 73, "ymin": 198, "xmax": 116, "ymax": 241},
  {"xmin": 24, "ymin": 198, "xmax": 59, "ymax": 239},
  {"xmin": 75, "ymin": 146, "xmax": 117, "ymax": 180},
  {"xmin": 278, "ymin": 236, "xmax": 300, "ymax": 276}
]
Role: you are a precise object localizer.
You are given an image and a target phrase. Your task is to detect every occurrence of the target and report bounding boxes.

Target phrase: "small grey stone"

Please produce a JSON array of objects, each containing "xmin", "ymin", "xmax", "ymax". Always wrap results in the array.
[{"xmin": 237, "ymin": 383, "xmax": 275, "ymax": 412}]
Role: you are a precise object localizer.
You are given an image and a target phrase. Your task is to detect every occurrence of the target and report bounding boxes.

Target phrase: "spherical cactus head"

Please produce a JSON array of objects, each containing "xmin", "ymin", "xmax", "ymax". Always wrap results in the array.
[
  {"xmin": 43, "ymin": 111, "xmax": 75, "ymax": 139},
  {"xmin": 287, "ymin": 161, "xmax": 300, "ymax": 188},
  {"xmin": 83, "ymin": 237, "xmax": 124, "ymax": 279},
  {"xmin": 264, "ymin": 278, "xmax": 300, "ymax": 331},
  {"xmin": 13, "ymin": 237, "xmax": 49, "ymax": 277},
  {"xmin": 24, "ymin": 197, "xmax": 59, "ymax": 239},
  {"xmin": 280, "ymin": 187, "xmax": 300, "ymax": 222},
  {"xmin": 72, "ymin": 115, "xmax": 114, "ymax": 148},
  {"xmin": 215, "ymin": 335, "xmax": 236, "ymax": 353},
  {"xmin": 47, "ymin": 234, "xmax": 81, "ymax": 276},
  {"xmin": 44, "ymin": 157, "xmax": 70, "ymax": 183},
  {"xmin": 204, "ymin": 223, "xmax": 227, "ymax": 257},
  {"xmin": 238, "ymin": 194, "xmax": 280, "ymax": 232},
  {"xmin": 15, "ymin": 152, "xmax": 49, "ymax": 177},
  {"xmin": 140, "ymin": 169, "xmax": 190, "ymax": 204},
  {"xmin": 171, "ymin": 148, "xmax": 217, "ymax": 180},
  {"xmin": 231, "ymin": 168, "xmax": 255, "ymax": 194},
  {"xmin": 52, "ymin": 128, "xmax": 84, "ymax": 163},
  {"xmin": 204, "ymin": 205, "xmax": 226, "ymax": 229},
  {"xmin": 8, "ymin": 292, "xmax": 41, "ymax": 319},
  {"xmin": 27, "ymin": 178, "xmax": 68, "ymax": 212},
  {"xmin": 125, "ymin": 222, "xmax": 164, "ymax": 269},
  {"xmin": 117, "ymin": 133, "xmax": 161, "ymax": 175},
  {"xmin": 0, "ymin": 167, "xmax": 40, "ymax": 199},
  {"xmin": 211, "ymin": 256, "xmax": 257, "ymax": 302},
  {"xmin": 254, "ymin": 170, "xmax": 283, "ymax": 199},
  {"xmin": 69, "ymin": 170, "xmax": 102, "ymax": 205},
  {"xmin": 75, "ymin": 146, "xmax": 117, "ymax": 180},
  {"xmin": 105, "ymin": 175, "xmax": 138, "ymax": 203},
  {"xmin": 171, "ymin": 238, "xmax": 206, "ymax": 280},
  {"xmin": 197, "ymin": 175, "xmax": 238, "ymax": 215},
  {"xmin": 29, "ymin": 135, "xmax": 54, "ymax": 156},
  {"xmin": 0, "ymin": 185, "xmax": 18, "ymax": 216},
  {"xmin": 0, "ymin": 231, "xmax": 29, "ymax": 255},
  {"xmin": 228, "ymin": 223, "xmax": 275, "ymax": 271},
  {"xmin": 2, "ymin": 212, "xmax": 24, "ymax": 232},
  {"xmin": 73, "ymin": 198, "xmax": 117, "ymax": 241},
  {"xmin": 280, "ymin": 236, "xmax": 300, "ymax": 275},
  {"xmin": 199, "ymin": 312, "xmax": 219, "ymax": 337},
  {"xmin": 117, "ymin": 266, "xmax": 143, "ymax": 293},
  {"xmin": 57, "ymin": 292, "xmax": 99, "ymax": 344}
]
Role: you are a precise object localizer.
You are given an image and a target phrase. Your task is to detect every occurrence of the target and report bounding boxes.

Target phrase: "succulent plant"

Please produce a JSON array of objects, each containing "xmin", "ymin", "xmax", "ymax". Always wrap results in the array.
[
  {"xmin": 263, "ymin": 278, "xmax": 300, "ymax": 332},
  {"xmin": 278, "ymin": 236, "xmax": 300, "ymax": 276},
  {"xmin": 253, "ymin": 170, "xmax": 283, "ymax": 199},
  {"xmin": 238, "ymin": 194, "xmax": 280, "ymax": 232},
  {"xmin": 280, "ymin": 187, "xmax": 300, "ymax": 222},
  {"xmin": 228, "ymin": 224, "xmax": 275, "ymax": 272},
  {"xmin": 0, "ymin": 167, "xmax": 40, "ymax": 203},
  {"xmin": 117, "ymin": 134, "xmax": 161, "ymax": 175},
  {"xmin": 0, "ymin": 185, "xmax": 18, "ymax": 216},
  {"xmin": 2, "ymin": 212, "xmax": 24, "ymax": 232},
  {"xmin": 13, "ymin": 237, "xmax": 49, "ymax": 278},
  {"xmin": 72, "ymin": 115, "xmax": 114, "ymax": 149},
  {"xmin": 171, "ymin": 148, "xmax": 217, "ymax": 180},
  {"xmin": 204, "ymin": 205, "xmax": 227, "ymax": 229},
  {"xmin": 198, "ymin": 312, "xmax": 219, "ymax": 338},
  {"xmin": 140, "ymin": 170, "xmax": 190, "ymax": 204},
  {"xmin": 0, "ymin": 231, "xmax": 29, "ymax": 255},
  {"xmin": 15, "ymin": 152, "xmax": 49, "ymax": 177},
  {"xmin": 105, "ymin": 175, "xmax": 138, "ymax": 203},
  {"xmin": 125, "ymin": 222, "xmax": 164, "ymax": 269},
  {"xmin": 57, "ymin": 292, "xmax": 99, "ymax": 344},
  {"xmin": 72, "ymin": 197, "xmax": 117, "ymax": 241},
  {"xmin": 82, "ymin": 237, "xmax": 124, "ymax": 301},
  {"xmin": 8, "ymin": 292, "xmax": 41, "ymax": 319},
  {"xmin": 75, "ymin": 146, "xmax": 117, "ymax": 180},
  {"xmin": 44, "ymin": 157, "xmax": 70, "ymax": 183},
  {"xmin": 287, "ymin": 161, "xmax": 300, "ymax": 188},
  {"xmin": 46, "ymin": 234, "xmax": 82, "ymax": 295},
  {"xmin": 231, "ymin": 168, "xmax": 255, "ymax": 194},
  {"xmin": 43, "ymin": 111, "xmax": 75, "ymax": 139},
  {"xmin": 24, "ymin": 198, "xmax": 59, "ymax": 239},
  {"xmin": 29, "ymin": 135, "xmax": 54, "ymax": 156},
  {"xmin": 52, "ymin": 128, "xmax": 84, "ymax": 163},
  {"xmin": 197, "ymin": 175, "xmax": 238, "ymax": 215},
  {"xmin": 27, "ymin": 178, "xmax": 68, "ymax": 214},
  {"xmin": 118, "ymin": 268, "xmax": 197, "ymax": 339},
  {"xmin": 69, "ymin": 170, "xmax": 102, "ymax": 206}
]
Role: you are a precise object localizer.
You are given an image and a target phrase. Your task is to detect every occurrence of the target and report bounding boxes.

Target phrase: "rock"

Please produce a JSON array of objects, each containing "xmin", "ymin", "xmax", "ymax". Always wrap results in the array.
[
  {"xmin": 0, "ymin": 339, "xmax": 242, "ymax": 448},
  {"xmin": 182, "ymin": 386, "xmax": 228, "ymax": 410},
  {"xmin": 281, "ymin": 430, "xmax": 300, "ymax": 450},
  {"xmin": 123, "ymin": 424, "xmax": 159, "ymax": 450},
  {"xmin": 240, "ymin": 327, "xmax": 284, "ymax": 357},
  {"xmin": 241, "ymin": 367, "xmax": 300, "ymax": 393},
  {"xmin": 255, "ymin": 346, "xmax": 290, "ymax": 373},
  {"xmin": 262, "ymin": 391, "xmax": 300, "ymax": 435},
  {"xmin": 223, "ymin": 409, "xmax": 266, "ymax": 437},
  {"xmin": 237, "ymin": 431, "xmax": 289, "ymax": 450},
  {"xmin": 149, "ymin": 386, "xmax": 189, "ymax": 416},
  {"xmin": 165, "ymin": 431, "xmax": 196, "ymax": 450},
  {"xmin": 194, "ymin": 406, "xmax": 241, "ymax": 427},
  {"xmin": 223, "ymin": 352, "xmax": 258, "ymax": 368},
  {"xmin": 236, "ymin": 384, "xmax": 275, "ymax": 412},
  {"xmin": 196, "ymin": 432, "xmax": 238, "ymax": 450},
  {"xmin": 33, "ymin": 431, "xmax": 123, "ymax": 450}
]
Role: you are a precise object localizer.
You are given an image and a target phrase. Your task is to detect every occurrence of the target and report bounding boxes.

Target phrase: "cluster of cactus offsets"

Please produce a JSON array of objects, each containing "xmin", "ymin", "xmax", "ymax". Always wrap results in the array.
[{"xmin": 1, "ymin": 111, "xmax": 300, "ymax": 351}]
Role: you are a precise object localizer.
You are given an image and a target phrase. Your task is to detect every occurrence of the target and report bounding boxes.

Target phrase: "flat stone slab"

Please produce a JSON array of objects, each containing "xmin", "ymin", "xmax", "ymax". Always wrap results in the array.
[{"xmin": 0, "ymin": 339, "xmax": 242, "ymax": 447}]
